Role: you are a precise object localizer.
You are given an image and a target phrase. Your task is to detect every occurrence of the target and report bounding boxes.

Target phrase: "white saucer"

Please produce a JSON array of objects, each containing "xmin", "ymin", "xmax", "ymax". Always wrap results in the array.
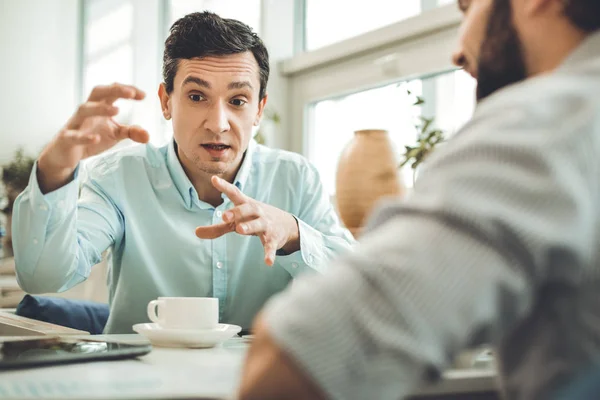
[{"xmin": 132, "ymin": 323, "xmax": 241, "ymax": 348}]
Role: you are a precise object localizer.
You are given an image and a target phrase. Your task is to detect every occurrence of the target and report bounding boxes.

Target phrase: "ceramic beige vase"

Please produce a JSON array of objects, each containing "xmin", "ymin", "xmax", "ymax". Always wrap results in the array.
[{"xmin": 335, "ymin": 129, "xmax": 405, "ymax": 237}]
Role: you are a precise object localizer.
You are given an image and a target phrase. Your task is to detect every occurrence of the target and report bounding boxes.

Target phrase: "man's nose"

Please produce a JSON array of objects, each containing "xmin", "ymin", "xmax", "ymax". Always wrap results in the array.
[
  {"xmin": 205, "ymin": 102, "xmax": 231, "ymax": 134},
  {"xmin": 452, "ymin": 47, "xmax": 467, "ymax": 68}
]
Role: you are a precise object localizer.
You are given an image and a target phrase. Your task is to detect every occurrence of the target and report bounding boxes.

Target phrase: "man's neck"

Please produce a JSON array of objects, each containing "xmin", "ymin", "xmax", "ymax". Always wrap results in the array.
[
  {"xmin": 190, "ymin": 169, "xmax": 230, "ymax": 208},
  {"xmin": 525, "ymin": 25, "xmax": 588, "ymax": 76},
  {"xmin": 176, "ymin": 145, "xmax": 244, "ymax": 208}
]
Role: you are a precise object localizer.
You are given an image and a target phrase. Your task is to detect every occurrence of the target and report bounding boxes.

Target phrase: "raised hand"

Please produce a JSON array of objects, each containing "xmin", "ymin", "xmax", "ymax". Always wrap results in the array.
[
  {"xmin": 195, "ymin": 176, "xmax": 300, "ymax": 266},
  {"xmin": 37, "ymin": 83, "xmax": 149, "ymax": 193}
]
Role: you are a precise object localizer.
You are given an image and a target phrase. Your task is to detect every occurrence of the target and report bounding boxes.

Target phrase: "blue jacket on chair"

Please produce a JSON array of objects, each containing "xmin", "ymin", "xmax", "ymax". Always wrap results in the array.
[{"xmin": 16, "ymin": 294, "xmax": 110, "ymax": 334}]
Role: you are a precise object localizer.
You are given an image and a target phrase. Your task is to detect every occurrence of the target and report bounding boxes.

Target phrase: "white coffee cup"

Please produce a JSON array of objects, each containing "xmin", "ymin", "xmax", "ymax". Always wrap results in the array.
[{"xmin": 147, "ymin": 297, "xmax": 218, "ymax": 330}]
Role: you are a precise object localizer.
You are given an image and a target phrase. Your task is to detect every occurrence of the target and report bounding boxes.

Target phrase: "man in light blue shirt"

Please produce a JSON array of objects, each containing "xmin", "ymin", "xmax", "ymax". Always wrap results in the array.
[{"xmin": 11, "ymin": 12, "xmax": 353, "ymax": 334}]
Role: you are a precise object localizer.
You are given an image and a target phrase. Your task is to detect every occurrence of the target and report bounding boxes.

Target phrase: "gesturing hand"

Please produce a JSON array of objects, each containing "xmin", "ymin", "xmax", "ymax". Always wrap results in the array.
[
  {"xmin": 37, "ymin": 83, "xmax": 149, "ymax": 193},
  {"xmin": 195, "ymin": 176, "xmax": 300, "ymax": 266}
]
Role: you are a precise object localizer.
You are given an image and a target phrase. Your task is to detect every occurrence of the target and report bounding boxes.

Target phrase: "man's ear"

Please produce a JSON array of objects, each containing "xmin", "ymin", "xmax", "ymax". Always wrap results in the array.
[
  {"xmin": 158, "ymin": 83, "xmax": 172, "ymax": 120},
  {"xmin": 254, "ymin": 94, "xmax": 268, "ymax": 126}
]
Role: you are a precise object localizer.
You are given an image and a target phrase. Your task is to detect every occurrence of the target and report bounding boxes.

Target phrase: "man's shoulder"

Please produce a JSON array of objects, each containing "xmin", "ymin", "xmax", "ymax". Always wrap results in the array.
[
  {"xmin": 84, "ymin": 142, "xmax": 167, "ymax": 181},
  {"xmin": 477, "ymin": 63, "xmax": 600, "ymax": 122},
  {"xmin": 465, "ymin": 65, "xmax": 600, "ymax": 148},
  {"xmin": 442, "ymin": 63, "xmax": 600, "ymax": 178}
]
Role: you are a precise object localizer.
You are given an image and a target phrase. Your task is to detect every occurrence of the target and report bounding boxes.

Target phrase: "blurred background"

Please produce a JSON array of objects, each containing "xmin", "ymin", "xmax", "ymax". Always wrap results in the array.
[
  {"xmin": 0, "ymin": 0, "xmax": 476, "ymax": 195},
  {"xmin": 0, "ymin": 0, "xmax": 479, "ymax": 310}
]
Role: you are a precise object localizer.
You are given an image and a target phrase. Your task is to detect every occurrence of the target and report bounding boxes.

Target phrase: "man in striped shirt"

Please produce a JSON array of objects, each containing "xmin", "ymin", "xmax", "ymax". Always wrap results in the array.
[{"xmin": 237, "ymin": 0, "xmax": 600, "ymax": 399}]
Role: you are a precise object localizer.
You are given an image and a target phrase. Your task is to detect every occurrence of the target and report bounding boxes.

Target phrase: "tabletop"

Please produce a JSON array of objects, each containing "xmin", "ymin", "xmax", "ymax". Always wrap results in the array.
[{"xmin": 0, "ymin": 334, "xmax": 498, "ymax": 399}]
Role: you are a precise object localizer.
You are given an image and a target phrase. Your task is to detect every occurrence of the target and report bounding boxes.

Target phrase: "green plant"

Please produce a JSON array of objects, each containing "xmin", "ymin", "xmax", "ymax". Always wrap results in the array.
[
  {"xmin": 1, "ymin": 148, "xmax": 36, "ymax": 213},
  {"xmin": 255, "ymin": 109, "xmax": 281, "ymax": 145},
  {"xmin": 2, "ymin": 148, "xmax": 35, "ymax": 191},
  {"xmin": 399, "ymin": 90, "xmax": 446, "ymax": 171}
]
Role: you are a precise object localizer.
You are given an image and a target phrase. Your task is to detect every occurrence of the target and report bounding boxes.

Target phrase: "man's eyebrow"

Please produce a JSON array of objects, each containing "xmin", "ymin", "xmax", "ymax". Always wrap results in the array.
[
  {"xmin": 228, "ymin": 81, "xmax": 254, "ymax": 91},
  {"xmin": 182, "ymin": 76, "xmax": 211, "ymax": 88}
]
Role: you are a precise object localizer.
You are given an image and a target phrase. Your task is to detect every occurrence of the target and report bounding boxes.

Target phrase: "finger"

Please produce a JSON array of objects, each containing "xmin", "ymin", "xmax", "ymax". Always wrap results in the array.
[
  {"xmin": 61, "ymin": 130, "xmax": 101, "ymax": 145},
  {"xmin": 67, "ymin": 102, "xmax": 119, "ymax": 130},
  {"xmin": 211, "ymin": 176, "xmax": 247, "ymax": 205},
  {"xmin": 236, "ymin": 218, "xmax": 266, "ymax": 236},
  {"xmin": 87, "ymin": 83, "xmax": 146, "ymax": 104},
  {"xmin": 223, "ymin": 203, "xmax": 260, "ymax": 223},
  {"xmin": 263, "ymin": 240, "xmax": 278, "ymax": 267},
  {"xmin": 195, "ymin": 222, "xmax": 235, "ymax": 240},
  {"xmin": 117, "ymin": 124, "xmax": 150, "ymax": 144}
]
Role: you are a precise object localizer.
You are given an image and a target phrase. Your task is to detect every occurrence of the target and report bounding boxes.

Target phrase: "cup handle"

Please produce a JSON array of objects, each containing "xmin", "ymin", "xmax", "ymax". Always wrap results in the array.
[{"xmin": 147, "ymin": 299, "xmax": 164, "ymax": 324}]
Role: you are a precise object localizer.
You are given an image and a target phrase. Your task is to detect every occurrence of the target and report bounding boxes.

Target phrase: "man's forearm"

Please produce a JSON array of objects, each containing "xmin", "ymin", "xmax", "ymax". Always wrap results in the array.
[
  {"xmin": 11, "ymin": 162, "xmax": 114, "ymax": 295},
  {"xmin": 12, "ymin": 172, "xmax": 82, "ymax": 293}
]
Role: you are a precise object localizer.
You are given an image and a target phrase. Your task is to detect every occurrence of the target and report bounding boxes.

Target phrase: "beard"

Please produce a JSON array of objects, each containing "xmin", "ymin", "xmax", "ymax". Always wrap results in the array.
[
  {"xmin": 194, "ymin": 160, "xmax": 228, "ymax": 175},
  {"xmin": 189, "ymin": 151, "xmax": 232, "ymax": 176},
  {"xmin": 174, "ymin": 140, "xmax": 230, "ymax": 176},
  {"xmin": 476, "ymin": 0, "xmax": 528, "ymax": 101}
]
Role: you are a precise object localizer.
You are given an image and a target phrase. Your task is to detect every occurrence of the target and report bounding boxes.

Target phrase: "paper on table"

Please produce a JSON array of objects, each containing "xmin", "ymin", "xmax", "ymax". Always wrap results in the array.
[{"xmin": 0, "ymin": 312, "xmax": 89, "ymax": 336}]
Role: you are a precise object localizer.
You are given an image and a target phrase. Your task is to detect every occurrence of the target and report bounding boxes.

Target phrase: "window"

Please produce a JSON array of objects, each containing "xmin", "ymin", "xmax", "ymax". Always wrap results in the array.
[
  {"xmin": 82, "ymin": 0, "xmax": 135, "ymax": 123},
  {"xmin": 304, "ymin": 0, "xmax": 421, "ymax": 51},
  {"xmin": 283, "ymin": 1, "xmax": 471, "ymax": 196},
  {"xmin": 168, "ymin": 0, "xmax": 261, "ymax": 33},
  {"xmin": 81, "ymin": 0, "xmax": 172, "ymax": 146},
  {"xmin": 85, "ymin": 1, "xmax": 133, "ymax": 56},
  {"xmin": 304, "ymin": 0, "xmax": 458, "ymax": 51},
  {"xmin": 308, "ymin": 69, "xmax": 476, "ymax": 195}
]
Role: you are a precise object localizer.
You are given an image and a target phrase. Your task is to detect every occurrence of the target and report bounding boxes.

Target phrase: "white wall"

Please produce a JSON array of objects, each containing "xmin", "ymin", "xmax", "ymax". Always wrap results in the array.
[{"xmin": 0, "ymin": 0, "xmax": 80, "ymax": 164}]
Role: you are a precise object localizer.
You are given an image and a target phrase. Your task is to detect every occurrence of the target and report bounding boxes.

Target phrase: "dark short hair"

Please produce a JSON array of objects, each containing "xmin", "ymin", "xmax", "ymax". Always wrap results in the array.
[
  {"xmin": 563, "ymin": 0, "xmax": 600, "ymax": 32},
  {"xmin": 163, "ymin": 11, "xmax": 270, "ymax": 100}
]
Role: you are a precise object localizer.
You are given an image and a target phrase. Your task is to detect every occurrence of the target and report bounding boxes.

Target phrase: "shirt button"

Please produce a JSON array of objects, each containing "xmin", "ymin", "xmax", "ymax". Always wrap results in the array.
[
  {"xmin": 33, "ymin": 239, "xmax": 38, "ymax": 245},
  {"xmin": 57, "ymin": 200, "xmax": 66, "ymax": 209},
  {"xmin": 216, "ymin": 262, "xmax": 223, "ymax": 269},
  {"xmin": 39, "ymin": 204, "xmax": 48, "ymax": 211},
  {"xmin": 216, "ymin": 210, "xmax": 223, "ymax": 218},
  {"xmin": 292, "ymin": 262, "xmax": 299, "ymax": 269}
]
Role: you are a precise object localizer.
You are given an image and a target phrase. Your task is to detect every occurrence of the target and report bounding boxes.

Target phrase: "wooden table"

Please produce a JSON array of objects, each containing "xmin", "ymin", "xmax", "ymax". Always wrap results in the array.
[{"xmin": 0, "ymin": 334, "xmax": 499, "ymax": 399}]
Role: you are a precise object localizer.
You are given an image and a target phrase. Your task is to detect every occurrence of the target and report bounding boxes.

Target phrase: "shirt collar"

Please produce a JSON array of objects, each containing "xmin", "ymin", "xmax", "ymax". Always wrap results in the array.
[
  {"xmin": 234, "ymin": 138, "xmax": 256, "ymax": 192},
  {"xmin": 559, "ymin": 30, "xmax": 600, "ymax": 71},
  {"xmin": 166, "ymin": 139, "xmax": 257, "ymax": 209},
  {"xmin": 167, "ymin": 140, "xmax": 197, "ymax": 209}
]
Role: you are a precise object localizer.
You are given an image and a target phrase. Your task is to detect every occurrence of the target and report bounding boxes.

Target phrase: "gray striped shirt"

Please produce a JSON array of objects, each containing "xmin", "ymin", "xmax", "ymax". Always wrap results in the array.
[{"xmin": 263, "ymin": 32, "xmax": 600, "ymax": 399}]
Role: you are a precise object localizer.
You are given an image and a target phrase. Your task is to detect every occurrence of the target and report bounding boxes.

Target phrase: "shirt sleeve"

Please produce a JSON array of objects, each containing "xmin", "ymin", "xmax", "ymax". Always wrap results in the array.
[
  {"xmin": 275, "ymin": 162, "xmax": 356, "ymax": 277},
  {"xmin": 261, "ymin": 93, "xmax": 599, "ymax": 400},
  {"xmin": 12, "ymin": 160, "xmax": 124, "ymax": 294}
]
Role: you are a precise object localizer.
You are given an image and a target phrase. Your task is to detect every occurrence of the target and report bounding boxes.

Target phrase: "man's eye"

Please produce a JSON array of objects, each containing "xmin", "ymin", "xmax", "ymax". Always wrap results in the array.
[
  {"xmin": 230, "ymin": 99, "xmax": 247, "ymax": 107},
  {"xmin": 189, "ymin": 94, "xmax": 204, "ymax": 102}
]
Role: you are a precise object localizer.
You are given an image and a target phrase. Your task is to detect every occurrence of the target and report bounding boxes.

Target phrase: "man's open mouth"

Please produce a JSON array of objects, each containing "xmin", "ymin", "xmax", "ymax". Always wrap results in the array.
[{"xmin": 201, "ymin": 144, "xmax": 231, "ymax": 150}]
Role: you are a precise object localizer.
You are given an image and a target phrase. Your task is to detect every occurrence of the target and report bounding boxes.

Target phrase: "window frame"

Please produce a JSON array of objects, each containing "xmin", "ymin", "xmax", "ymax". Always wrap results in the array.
[
  {"xmin": 80, "ymin": 0, "xmax": 135, "ymax": 101},
  {"xmin": 80, "ymin": 0, "xmax": 169, "ymax": 145},
  {"xmin": 283, "ymin": 3, "xmax": 463, "ymax": 157}
]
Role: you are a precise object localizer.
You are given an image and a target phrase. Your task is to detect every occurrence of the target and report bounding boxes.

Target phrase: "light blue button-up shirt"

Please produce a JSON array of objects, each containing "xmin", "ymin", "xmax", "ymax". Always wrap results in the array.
[{"xmin": 12, "ymin": 139, "xmax": 354, "ymax": 333}]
